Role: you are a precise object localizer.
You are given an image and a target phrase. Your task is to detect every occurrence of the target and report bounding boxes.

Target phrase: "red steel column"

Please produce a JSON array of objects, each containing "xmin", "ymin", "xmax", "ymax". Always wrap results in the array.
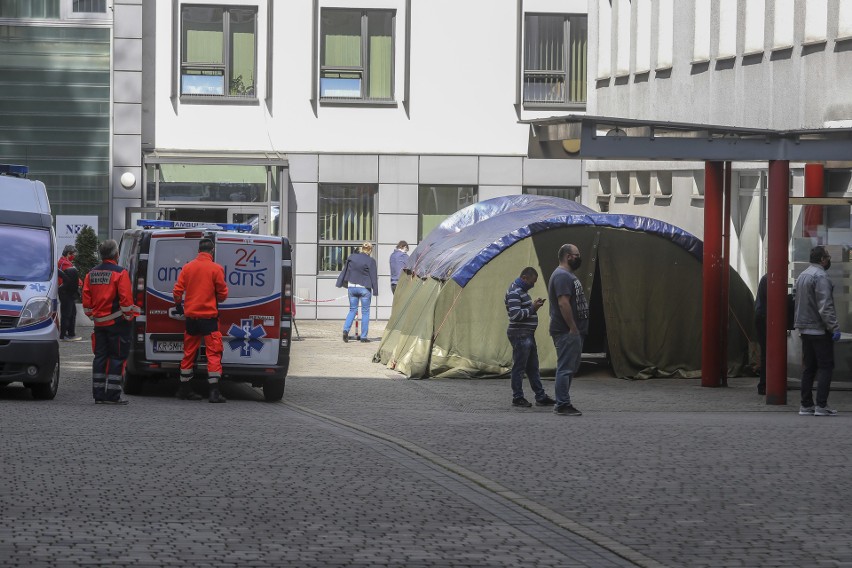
[
  {"xmin": 766, "ymin": 160, "xmax": 790, "ymax": 405},
  {"xmin": 720, "ymin": 161, "xmax": 732, "ymax": 387},
  {"xmin": 702, "ymin": 161, "xmax": 724, "ymax": 387},
  {"xmin": 803, "ymin": 164, "xmax": 825, "ymax": 237}
]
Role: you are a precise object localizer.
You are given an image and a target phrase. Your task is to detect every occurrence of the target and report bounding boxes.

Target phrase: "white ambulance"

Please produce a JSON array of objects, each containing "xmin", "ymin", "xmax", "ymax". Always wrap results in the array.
[
  {"xmin": 119, "ymin": 220, "xmax": 293, "ymax": 401},
  {"xmin": 0, "ymin": 164, "xmax": 60, "ymax": 400}
]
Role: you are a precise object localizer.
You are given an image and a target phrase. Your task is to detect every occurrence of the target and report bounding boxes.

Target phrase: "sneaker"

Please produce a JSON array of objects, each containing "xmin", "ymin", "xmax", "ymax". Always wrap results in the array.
[
  {"xmin": 798, "ymin": 405, "xmax": 815, "ymax": 416},
  {"xmin": 67, "ymin": 335, "xmax": 83, "ymax": 341},
  {"xmin": 512, "ymin": 397, "xmax": 533, "ymax": 408},
  {"xmin": 97, "ymin": 398, "xmax": 129, "ymax": 405},
  {"xmin": 554, "ymin": 404, "xmax": 582, "ymax": 416},
  {"xmin": 814, "ymin": 406, "xmax": 838, "ymax": 417},
  {"xmin": 360, "ymin": 338, "xmax": 370, "ymax": 343},
  {"xmin": 343, "ymin": 332, "xmax": 349, "ymax": 343},
  {"xmin": 535, "ymin": 396, "xmax": 557, "ymax": 406}
]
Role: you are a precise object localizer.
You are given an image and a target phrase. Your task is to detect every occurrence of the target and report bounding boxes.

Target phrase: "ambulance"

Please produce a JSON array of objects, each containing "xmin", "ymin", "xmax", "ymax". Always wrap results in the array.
[
  {"xmin": 0, "ymin": 164, "xmax": 60, "ymax": 400},
  {"xmin": 119, "ymin": 220, "xmax": 293, "ymax": 401}
]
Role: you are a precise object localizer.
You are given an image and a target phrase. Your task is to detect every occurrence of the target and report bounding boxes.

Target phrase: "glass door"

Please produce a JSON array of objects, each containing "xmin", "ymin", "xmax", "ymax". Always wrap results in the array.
[{"xmin": 228, "ymin": 206, "xmax": 268, "ymax": 234}]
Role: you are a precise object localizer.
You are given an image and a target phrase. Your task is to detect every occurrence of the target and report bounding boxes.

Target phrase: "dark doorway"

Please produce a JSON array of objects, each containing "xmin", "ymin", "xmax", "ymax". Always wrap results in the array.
[{"xmin": 166, "ymin": 208, "xmax": 228, "ymax": 224}]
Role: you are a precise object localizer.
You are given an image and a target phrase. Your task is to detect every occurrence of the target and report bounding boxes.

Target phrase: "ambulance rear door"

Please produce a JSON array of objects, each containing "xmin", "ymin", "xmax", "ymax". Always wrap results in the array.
[
  {"xmin": 215, "ymin": 233, "xmax": 282, "ymax": 366},
  {"xmin": 144, "ymin": 230, "xmax": 199, "ymax": 361}
]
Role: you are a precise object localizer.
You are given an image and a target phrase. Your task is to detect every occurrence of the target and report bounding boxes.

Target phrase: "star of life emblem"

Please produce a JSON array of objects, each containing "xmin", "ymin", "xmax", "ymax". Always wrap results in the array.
[{"xmin": 227, "ymin": 319, "xmax": 267, "ymax": 357}]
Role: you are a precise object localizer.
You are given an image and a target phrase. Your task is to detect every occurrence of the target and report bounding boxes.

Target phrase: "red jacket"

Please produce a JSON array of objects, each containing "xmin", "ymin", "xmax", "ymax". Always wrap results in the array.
[
  {"xmin": 82, "ymin": 260, "xmax": 139, "ymax": 326},
  {"xmin": 173, "ymin": 252, "xmax": 228, "ymax": 318}
]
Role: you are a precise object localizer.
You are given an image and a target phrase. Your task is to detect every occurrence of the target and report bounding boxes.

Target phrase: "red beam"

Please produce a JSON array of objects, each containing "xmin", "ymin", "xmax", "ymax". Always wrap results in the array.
[
  {"xmin": 702, "ymin": 161, "xmax": 724, "ymax": 387},
  {"xmin": 803, "ymin": 164, "xmax": 825, "ymax": 237},
  {"xmin": 766, "ymin": 160, "xmax": 790, "ymax": 405}
]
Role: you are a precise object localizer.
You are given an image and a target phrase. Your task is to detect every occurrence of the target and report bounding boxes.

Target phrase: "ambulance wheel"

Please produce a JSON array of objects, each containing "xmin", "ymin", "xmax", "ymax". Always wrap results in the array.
[
  {"xmin": 122, "ymin": 371, "xmax": 143, "ymax": 395},
  {"xmin": 30, "ymin": 362, "xmax": 59, "ymax": 400},
  {"xmin": 263, "ymin": 378, "xmax": 285, "ymax": 402}
]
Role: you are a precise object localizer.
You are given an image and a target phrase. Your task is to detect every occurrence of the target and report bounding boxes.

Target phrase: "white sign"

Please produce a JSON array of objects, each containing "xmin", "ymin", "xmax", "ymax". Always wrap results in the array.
[{"xmin": 55, "ymin": 215, "xmax": 98, "ymax": 261}]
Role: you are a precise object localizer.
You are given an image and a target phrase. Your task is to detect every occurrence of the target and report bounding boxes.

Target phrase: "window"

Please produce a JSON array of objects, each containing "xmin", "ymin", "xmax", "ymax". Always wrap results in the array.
[
  {"xmin": 0, "ymin": 0, "xmax": 59, "ymax": 18},
  {"xmin": 418, "ymin": 185, "xmax": 477, "ymax": 240},
  {"xmin": 318, "ymin": 184, "xmax": 377, "ymax": 273},
  {"xmin": 320, "ymin": 9, "xmax": 394, "ymax": 102},
  {"xmin": 524, "ymin": 186, "xmax": 580, "ymax": 201},
  {"xmin": 154, "ymin": 164, "xmax": 267, "ymax": 202},
  {"xmin": 73, "ymin": 0, "xmax": 105, "ymax": 12},
  {"xmin": 181, "ymin": 5, "xmax": 257, "ymax": 98},
  {"xmin": 523, "ymin": 13, "xmax": 587, "ymax": 107}
]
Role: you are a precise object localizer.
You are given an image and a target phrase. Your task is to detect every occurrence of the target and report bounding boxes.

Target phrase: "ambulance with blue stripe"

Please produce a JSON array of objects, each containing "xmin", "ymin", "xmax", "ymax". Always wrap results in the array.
[
  {"xmin": 0, "ymin": 164, "xmax": 60, "ymax": 400},
  {"xmin": 119, "ymin": 220, "xmax": 293, "ymax": 401}
]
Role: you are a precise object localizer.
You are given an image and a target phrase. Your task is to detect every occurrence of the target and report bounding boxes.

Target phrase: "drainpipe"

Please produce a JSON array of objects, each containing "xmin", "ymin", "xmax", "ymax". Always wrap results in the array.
[
  {"xmin": 766, "ymin": 160, "xmax": 790, "ymax": 405},
  {"xmin": 702, "ymin": 161, "xmax": 724, "ymax": 387},
  {"xmin": 720, "ymin": 161, "xmax": 732, "ymax": 387}
]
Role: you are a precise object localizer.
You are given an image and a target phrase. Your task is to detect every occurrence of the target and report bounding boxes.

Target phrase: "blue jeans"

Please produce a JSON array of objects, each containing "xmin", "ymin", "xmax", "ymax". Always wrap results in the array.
[
  {"xmin": 552, "ymin": 332, "xmax": 584, "ymax": 407},
  {"xmin": 343, "ymin": 286, "xmax": 372, "ymax": 338},
  {"xmin": 507, "ymin": 330, "xmax": 546, "ymax": 401}
]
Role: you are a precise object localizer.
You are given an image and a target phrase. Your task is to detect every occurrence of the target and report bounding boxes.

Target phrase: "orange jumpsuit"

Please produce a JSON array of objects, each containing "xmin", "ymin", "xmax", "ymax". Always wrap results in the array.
[
  {"xmin": 82, "ymin": 259, "xmax": 139, "ymax": 401},
  {"xmin": 173, "ymin": 252, "xmax": 229, "ymax": 384}
]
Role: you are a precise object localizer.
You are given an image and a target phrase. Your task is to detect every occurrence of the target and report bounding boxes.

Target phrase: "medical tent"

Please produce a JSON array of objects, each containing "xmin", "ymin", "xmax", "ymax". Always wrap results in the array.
[{"xmin": 374, "ymin": 195, "xmax": 755, "ymax": 379}]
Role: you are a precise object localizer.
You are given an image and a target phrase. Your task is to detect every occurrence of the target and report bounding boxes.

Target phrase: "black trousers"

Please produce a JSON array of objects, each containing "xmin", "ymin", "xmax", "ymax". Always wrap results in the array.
[
  {"xmin": 800, "ymin": 332, "xmax": 834, "ymax": 408},
  {"xmin": 58, "ymin": 290, "xmax": 77, "ymax": 338}
]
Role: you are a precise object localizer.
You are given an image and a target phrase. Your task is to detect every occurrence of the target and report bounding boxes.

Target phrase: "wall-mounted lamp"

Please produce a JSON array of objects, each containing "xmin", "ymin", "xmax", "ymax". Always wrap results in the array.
[{"xmin": 120, "ymin": 171, "xmax": 136, "ymax": 189}]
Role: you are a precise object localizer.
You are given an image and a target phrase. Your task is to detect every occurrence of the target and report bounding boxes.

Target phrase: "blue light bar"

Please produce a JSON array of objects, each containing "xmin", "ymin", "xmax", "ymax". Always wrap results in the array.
[
  {"xmin": 0, "ymin": 164, "xmax": 29, "ymax": 177},
  {"xmin": 136, "ymin": 219, "xmax": 253, "ymax": 232}
]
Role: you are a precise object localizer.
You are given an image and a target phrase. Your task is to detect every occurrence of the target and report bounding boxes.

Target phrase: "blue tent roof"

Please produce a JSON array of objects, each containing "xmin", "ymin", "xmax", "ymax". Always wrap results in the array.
[{"xmin": 407, "ymin": 195, "xmax": 704, "ymax": 287}]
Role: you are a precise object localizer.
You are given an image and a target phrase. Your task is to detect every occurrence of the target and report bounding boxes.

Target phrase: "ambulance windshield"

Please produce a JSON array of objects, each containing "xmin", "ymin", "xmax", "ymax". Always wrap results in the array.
[{"xmin": 0, "ymin": 226, "xmax": 52, "ymax": 281}]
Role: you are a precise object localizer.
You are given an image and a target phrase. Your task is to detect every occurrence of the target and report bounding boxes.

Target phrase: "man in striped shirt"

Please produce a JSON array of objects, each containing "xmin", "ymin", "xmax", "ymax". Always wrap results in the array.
[{"xmin": 505, "ymin": 267, "xmax": 556, "ymax": 408}]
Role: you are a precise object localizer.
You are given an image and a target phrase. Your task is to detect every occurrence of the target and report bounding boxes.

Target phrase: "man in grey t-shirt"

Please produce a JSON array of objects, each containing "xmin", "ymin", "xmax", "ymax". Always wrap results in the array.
[{"xmin": 547, "ymin": 243, "xmax": 589, "ymax": 416}]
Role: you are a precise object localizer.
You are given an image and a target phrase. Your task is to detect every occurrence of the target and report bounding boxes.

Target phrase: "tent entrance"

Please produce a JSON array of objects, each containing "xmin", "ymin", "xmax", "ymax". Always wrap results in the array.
[{"xmin": 582, "ymin": 259, "xmax": 610, "ymax": 370}]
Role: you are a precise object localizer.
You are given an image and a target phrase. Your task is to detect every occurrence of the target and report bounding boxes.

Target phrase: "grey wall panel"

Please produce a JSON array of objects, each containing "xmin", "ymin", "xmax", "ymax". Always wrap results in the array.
[
  {"xmin": 114, "ymin": 71, "xmax": 142, "ymax": 104},
  {"xmin": 289, "ymin": 154, "xmax": 319, "ymax": 183},
  {"xmin": 114, "ymin": 38, "xmax": 143, "ymax": 72},
  {"xmin": 523, "ymin": 158, "xmax": 583, "ymax": 186},
  {"xmin": 378, "ymin": 183, "xmax": 418, "ymax": 214},
  {"xmin": 378, "ymin": 155, "xmax": 419, "ymax": 184},
  {"xmin": 419, "ymin": 155, "xmax": 478, "ymax": 184},
  {"xmin": 479, "ymin": 156, "xmax": 523, "ymax": 185},
  {"xmin": 114, "ymin": 4, "xmax": 143, "ymax": 39},
  {"xmin": 113, "ymin": 135, "xmax": 142, "ymax": 167},
  {"xmin": 291, "ymin": 182, "xmax": 319, "ymax": 213},
  {"xmin": 319, "ymin": 154, "xmax": 379, "ymax": 183},
  {"xmin": 114, "ymin": 103, "xmax": 142, "ymax": 135}
]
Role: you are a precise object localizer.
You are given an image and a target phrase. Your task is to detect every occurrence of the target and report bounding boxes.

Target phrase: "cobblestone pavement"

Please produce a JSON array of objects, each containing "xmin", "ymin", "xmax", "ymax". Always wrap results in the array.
[{"xmin": 1, "ymin": 318, "xmax": 850, "ymax": 567}]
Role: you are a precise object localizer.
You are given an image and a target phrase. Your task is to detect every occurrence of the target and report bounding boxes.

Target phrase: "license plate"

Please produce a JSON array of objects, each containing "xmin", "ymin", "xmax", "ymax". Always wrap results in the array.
[{"xmin": 153, "ymin": 340, "xmax": 184, "ymax": 353}]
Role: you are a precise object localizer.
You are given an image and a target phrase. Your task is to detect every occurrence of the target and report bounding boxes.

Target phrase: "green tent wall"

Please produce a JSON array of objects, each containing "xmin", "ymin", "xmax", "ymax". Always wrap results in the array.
[{"xmin": 375, "ymin": 197, "xmax": 755, "ymax": 380}]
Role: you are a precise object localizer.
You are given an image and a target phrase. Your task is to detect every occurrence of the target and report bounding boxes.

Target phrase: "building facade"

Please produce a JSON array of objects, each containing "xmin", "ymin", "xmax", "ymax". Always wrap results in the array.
[
  {"xmin": 588, "ymin": 0, "xmax": 852, "ymax": 294},
  {"xmin": 0, "ymin": 0, "xmax": 112, "ymax": 226},
  {"xmin": 106, "ymin": 0, "xmax": 589, "ymax": 320}
]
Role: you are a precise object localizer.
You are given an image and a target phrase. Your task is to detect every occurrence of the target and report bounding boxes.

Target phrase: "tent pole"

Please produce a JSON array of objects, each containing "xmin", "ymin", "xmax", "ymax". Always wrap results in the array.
[
  {"xmin": 765, "ymin": 160, "xmax": 790, "ymax": 405},
  {"xmin": 702, "ymin": 161, "xmax": 724, "ymax": 387}
]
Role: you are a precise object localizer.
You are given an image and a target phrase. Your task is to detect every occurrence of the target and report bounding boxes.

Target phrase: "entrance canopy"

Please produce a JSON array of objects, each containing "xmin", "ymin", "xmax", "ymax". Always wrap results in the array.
[
  {"xmin": 524, "ymin": 113, "xmax": 852, "ymax": 404},
  {"xmin": 526, "ymin": 114, "xmax": 852, "ymax": 162}
]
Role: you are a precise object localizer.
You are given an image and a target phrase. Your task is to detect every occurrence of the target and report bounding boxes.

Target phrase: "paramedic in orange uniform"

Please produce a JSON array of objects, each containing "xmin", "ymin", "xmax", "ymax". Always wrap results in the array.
[
  {"xmin": 82, "ymin": 239, "xmax": 140, "ymax": 404},
  {"xmin": 173, "ymin": 238, "xmax": 229, "ymax": 403}
]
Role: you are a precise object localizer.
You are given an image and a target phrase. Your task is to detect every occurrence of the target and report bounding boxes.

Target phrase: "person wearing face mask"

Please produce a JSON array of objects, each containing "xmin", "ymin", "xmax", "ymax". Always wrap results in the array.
[
  {"xmin": 547, "ymin": 244, "xmax": 589, "ymax": 416},
  {"xmin": 505, "ymin": 267, "xmax": 555, "ymax": 408},
  {"xmin": 57, "ymin": 244, "xmax": 83, "ymax": 341},
  {"xmin": 793, "ymin": 245, "xmax": 840, "ymax": 416}
]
